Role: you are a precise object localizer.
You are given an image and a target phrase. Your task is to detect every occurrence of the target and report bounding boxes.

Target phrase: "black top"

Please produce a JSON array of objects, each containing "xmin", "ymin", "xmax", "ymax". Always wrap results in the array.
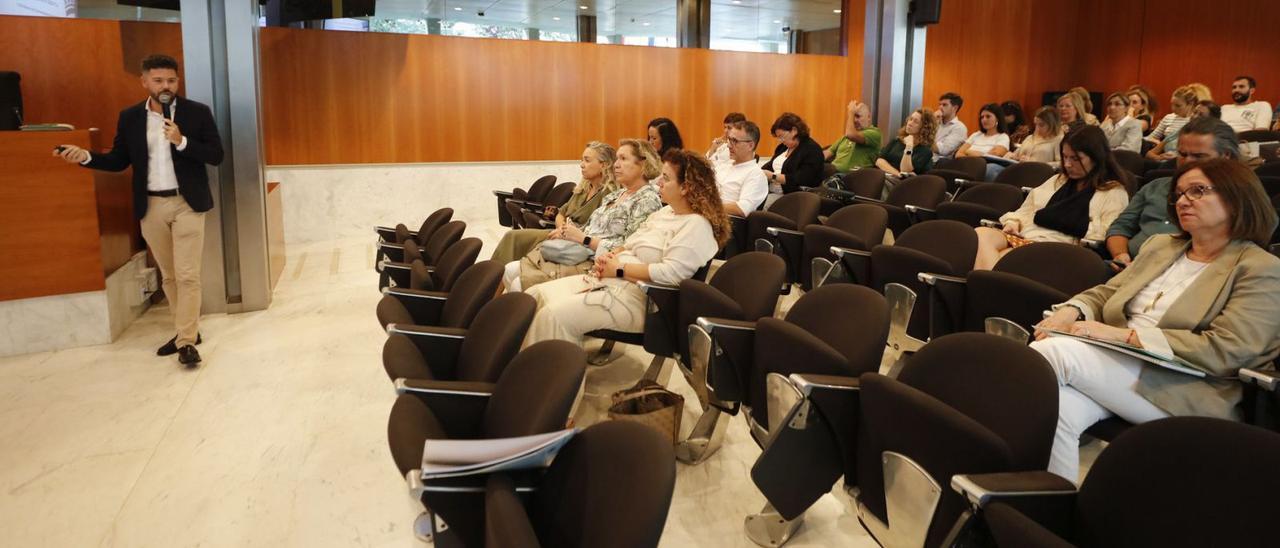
[
  {"xmin": 1034, "ymin": 180, "xmax": 1095, "ymax": 238},
  {"xmin": 84, "ymin": 97, "xmax": 224, "ymax": 219},
  {"xmin": 763, "ymin": 135, "xmax": 824, "ymax": 194},
  {"xmin": 879, "ymin": 139, "xmax": 935, "ymax": 174}
]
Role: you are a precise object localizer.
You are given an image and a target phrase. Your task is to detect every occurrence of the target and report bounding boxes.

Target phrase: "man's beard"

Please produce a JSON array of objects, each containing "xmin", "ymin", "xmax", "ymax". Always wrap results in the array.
[{"xmin": 1232, "ymin": 92, "xmax": 1250, "ymax": 105}]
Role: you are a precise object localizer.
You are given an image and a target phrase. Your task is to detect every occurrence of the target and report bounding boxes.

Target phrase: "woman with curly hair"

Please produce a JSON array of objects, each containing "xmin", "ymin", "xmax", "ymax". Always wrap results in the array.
[
  {"xmin": 523, "ymin": 148, "xmax": 728, "ymax": 347},
  {"xmin": 876, "ymin": 107, "xmax": 938, "ymax": 177}
]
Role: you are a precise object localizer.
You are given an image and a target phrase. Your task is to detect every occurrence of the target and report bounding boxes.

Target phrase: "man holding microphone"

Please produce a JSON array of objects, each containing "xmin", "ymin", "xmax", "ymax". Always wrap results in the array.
[{"xmin": 55, "ymin": 54, "xmax": 223, "ymax": 367}]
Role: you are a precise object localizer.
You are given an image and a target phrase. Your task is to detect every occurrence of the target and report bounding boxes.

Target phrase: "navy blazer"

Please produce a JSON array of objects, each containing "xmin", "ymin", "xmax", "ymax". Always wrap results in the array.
[
  {"xmin": 85, "ymin": 97, "xmax": 224, "ymax": 219},
  {"xmin": 763, "ymin": 135, "xmax": 824, "ymax": 194}
]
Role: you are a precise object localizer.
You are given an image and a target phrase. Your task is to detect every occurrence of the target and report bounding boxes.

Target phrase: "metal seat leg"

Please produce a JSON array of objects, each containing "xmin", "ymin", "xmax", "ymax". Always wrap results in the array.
[{"xmin": 745, "ymin": 501, "xmax": 805, "ymax": 547}]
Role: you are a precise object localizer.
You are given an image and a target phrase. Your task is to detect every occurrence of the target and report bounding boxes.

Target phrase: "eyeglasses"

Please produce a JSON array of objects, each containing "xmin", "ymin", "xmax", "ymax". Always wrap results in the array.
[
  {"xmin": 1171, "ymin": 185, "xmax": 1215, "ymax": 203},
  {"xmin": 728, "ymin": 137, "xmax": 754, "ymax": 146}
]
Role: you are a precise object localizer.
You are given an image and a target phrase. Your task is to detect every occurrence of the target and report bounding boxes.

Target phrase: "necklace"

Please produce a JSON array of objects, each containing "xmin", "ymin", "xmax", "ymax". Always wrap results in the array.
[{"xmin": 1143, "ymin": 256, "xmax": 1210, "ymax": 313}]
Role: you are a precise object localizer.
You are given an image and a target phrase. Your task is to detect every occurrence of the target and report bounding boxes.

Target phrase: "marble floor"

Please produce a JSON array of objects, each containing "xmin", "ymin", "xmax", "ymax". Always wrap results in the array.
[{"xmin": 0, "ymin": 233, "xmax": 881, "ymax": 548}]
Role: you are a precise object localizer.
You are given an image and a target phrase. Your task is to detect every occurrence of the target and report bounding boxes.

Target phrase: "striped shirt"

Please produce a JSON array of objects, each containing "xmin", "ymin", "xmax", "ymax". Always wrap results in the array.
[{"xmin": 1147, "ymin": 113, "xmax": 1190, "ymax": 152}]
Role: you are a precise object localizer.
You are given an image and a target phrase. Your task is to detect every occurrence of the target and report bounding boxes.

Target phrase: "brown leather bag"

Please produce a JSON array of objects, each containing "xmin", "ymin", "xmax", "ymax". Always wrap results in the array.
[{"xmin": 607, "ymin": 380, "xmax": 684, "ymax": 445}]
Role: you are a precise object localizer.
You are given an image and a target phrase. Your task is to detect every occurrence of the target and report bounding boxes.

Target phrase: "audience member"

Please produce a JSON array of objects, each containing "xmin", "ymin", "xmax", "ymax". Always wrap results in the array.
[
  {"xmin": 1146, "ymin": 86, "xmax": 1197, "ymax": 160},
  {"xmin": 1033, "ymin": 158, "xmax": 1280, "ymax": 483},
  {"xmin": 875, "ymin": 108, "xmax": 937, "ymax": 177},
  {"xmin": 706, "ymin": 111, "xmax": 747, "ymax": 168},
  {"xmin": 1194, "ymin": 100, "xmax": 1221, "ymax": 120},
  {"xmin": 973, "ymin": 126, "xmax": 1130, "ymax": 270},
  {"xmin": 1100, "ymin": 92, "xmax": 1143, "ymax": 153},
  {"xmin": 1106, "ymin": 117, "xmax": 1240, "ymax": 265},
  {"xmin": 1221, "ymin": 76, "xmax": 1274, "ymax": 132},
  {"xmin": 1057, "ymin": 92, "xmax": 1089, "ymax": 131},
  {"xmin": 1069, "ymin": 86, "xmax": 1101, "ymax": 125},
  {"xmin": 647, "ymin": 117, "xmax": 683, "ymax": 157},
  {"xmin": 491, "ymin": 142, "xmax": 618, "ymax": 264},
  {"xmin": 1001, "ymin": 100, "xmax": 1030, "ymax": 149},
  {"xmin": 933, "ymin": 92, "xmax": 968, "ymax": 161},
  {"xmin": 1005, "ymin": 106, "xmax": 1064, "ymax": 167},
  {"xmin": 1185, "ymin": 82, "xmax": 1213, "ymax": 103},
  {"xmin": 1126, "ymin": 84, "xmax": 1157, "ymax": 133},
  {"xmin": 503, "ymin": 139, "xmax": 663, "ymax": 292},
  {"xmin": 716, "ymin": 120, "xmax": 769, "ymax": 216},
  {"xmin": 522, "ymin": 149, "xmax": 728, "ymax": 347},
  {"xmin": 761, "ymin": 112, "xmax": 824, "ymax": 205},
  {"xmin": 956, "ymin": 103, "xmax": 1010, "ymax": 160},
  {"xmin": 824, "ymin": 100, "xmax": 882, "ymax": 173}
]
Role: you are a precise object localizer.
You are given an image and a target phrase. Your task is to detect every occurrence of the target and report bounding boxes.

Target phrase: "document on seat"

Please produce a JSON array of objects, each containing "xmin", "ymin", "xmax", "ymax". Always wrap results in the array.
[
  {"xmin": 1044, "ymin": 329, "xmax": 1211, "ymax": 378},
  {"xmin": 982, "ymin": 155, "xmax": 1017, "ymax": 167},
  {"xmin": 420, "ymin": 429, "xmax": 577, "ymax": 480}
]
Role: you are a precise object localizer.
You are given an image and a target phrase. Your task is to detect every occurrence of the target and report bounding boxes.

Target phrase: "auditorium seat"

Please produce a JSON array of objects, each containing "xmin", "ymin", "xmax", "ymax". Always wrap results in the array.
[
  {"xmin": 1257, "ymin": 162, "xmax": 1280, "ymax": 179},
  {"xmin": 921, "ymin": 242, "xmax": 1110, "ymax": 340},
  {"xmin": 378, "ymin": 219, "xmax": 465, "ymax": 269},
  {"xmin": 484, "ymin": 421, "xmax": 675, "ymax": 548},
  {"xmin": 1112, "ymin": 149, "xmax": 1147, "ymax": 178},
  {"xmin": 747, "ymin": 192, "xmax": 822, "ymax": 286},
  {"xmin": 802, "ymin": 204, "xmax": 888, "ymax": 291},
  {"xmin": 928, "ymin": 156, "xmax": 987, "ymax": 190},
  {"xmin": 809, "ymin": 168, "xmax": 888, "ymax": 218},
  {"xmin": 694, "ymin": 284, "xmax": 888, "ymax": 545},
  {"xmin": 382, "ymin": 292, "xmax": 534, "ymax": 383},
  {"xmin": 929, "ymin": 182, "xmax": 1026, "ymax": 227},
  {"xmin": 512, "ymin": 181, "xmax": 577, "ymax": 229},
  {"xmin": 387, "ymin": 340, "xmax": 586, "ymax": 547},
  {"xmin": 957, "ymin": 417, "xmax": 1280, "ymax": 548},
  {"xmin": 376, "ymin": 260, "xmax": 504, "ymax": 329},
  {"xmin": 851, "ymin": 174, "xmax": 948, "ymax": 237},
  {"xmin": 1239, "ymin": 129, "xmax": 1280, "ymax": 143},
  {"xmin": 378, "ymin": 237, "xmax": 481, "ymax": 291},
  {"xmin": 494, "ymin": 175, "xmax": 557, "ymax": 227},
  {"xmin": 374, "ymin": 207, "xmax": 453, "ymax": 265}
]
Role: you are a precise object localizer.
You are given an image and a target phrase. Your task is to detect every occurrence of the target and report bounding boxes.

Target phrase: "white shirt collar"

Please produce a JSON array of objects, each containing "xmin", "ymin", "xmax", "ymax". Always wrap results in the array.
[{"xmin": 145, "ymin": 96, "xmax": 178, "ymax": 116}]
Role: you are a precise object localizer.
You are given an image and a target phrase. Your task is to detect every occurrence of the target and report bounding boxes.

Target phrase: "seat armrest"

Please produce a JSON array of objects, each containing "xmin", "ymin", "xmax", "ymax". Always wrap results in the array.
[
  {"xmin": 852, "ymin": 195, "xmax": 886, "ymax": 206},
  {"xmin": 395, "ymin": 378, "xmax": 495, "ymax": 439},
  {"xmin": 385, "ymin": 287, "xmax": 448, "ymax": 327},
  {"xmin": 831, "ymin": 246, "xmax": 872, "ymax": 285},
  {"xmin": 1079, "ymin": 239, "xmax": 1102, "ymax": 249},
  {"xmin": 636, "ymin": 281, "xmax": 679, "ymax": 295},
  {"xmin": 492, "ymin": 189, "xmax": 515, "ymax": 198},
  {"xmin": 951, "ymin": 471, "xmax": 1077, "ymax": 509},
  {"xmin": 789, "ymin": 373, "xmax": 860, "ymax": 395},
  {"xmin": 485, "ymin": 474, "xmax": 540, "ymax": 548},
  {"xmin": 698, "ymin": 317, "xmax": 758, "ymax": 405},
  {"xmin": 904, "ymin": 204, "xmax": 936, "ymax": 215},
  {"xmin": 376, "ymin": 225, "xmax": 406, "ymax": 241},
  {"xmin": 918, "ymin": 272, "xmax": 966, "ymax": 286},
  {"xmin": 766, "ymin": 226, "xmax": 805, "ymax": 237},
  {"xmin": 979, "ymin": 218, "xmax": 1002, "ymax": 228},
  {"xmin": 1241, "ymin": 367, "xmax": 1280, "ymax": 392},
  {"xmin": 386, "ymin": 324, "xmax": 468, "ymax": 379}
]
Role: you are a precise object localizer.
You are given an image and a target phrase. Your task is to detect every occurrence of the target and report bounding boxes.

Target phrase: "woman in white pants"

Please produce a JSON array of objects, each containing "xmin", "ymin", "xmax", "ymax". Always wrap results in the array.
[
  {"xmin": 1033, "ymin": 158, "xmax": 1280, "ymax": 483},
  {"xmin": 523, "ymin": 149, "xmax": 729, "ymax": 347}
]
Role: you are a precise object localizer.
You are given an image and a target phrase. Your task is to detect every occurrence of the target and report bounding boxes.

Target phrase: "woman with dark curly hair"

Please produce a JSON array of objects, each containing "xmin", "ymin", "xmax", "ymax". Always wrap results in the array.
[
  {"xmin": 647, "ymin": 117, "xmax": 684, "ymax": 157},
  {"xmin": 523, "ymin": 148, "xmax": 728, "ymax": 347}
]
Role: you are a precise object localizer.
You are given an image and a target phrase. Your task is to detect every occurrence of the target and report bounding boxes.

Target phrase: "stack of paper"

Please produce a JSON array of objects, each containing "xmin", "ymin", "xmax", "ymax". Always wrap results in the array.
[{"xmin": 420, "ymin": 429, "xmax": 577, "ymax": 480}]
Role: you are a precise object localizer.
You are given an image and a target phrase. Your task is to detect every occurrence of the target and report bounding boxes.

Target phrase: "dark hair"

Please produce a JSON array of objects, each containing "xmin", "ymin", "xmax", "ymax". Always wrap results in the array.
[
  {"xmin": 1178, "ymin": 116, "xmax": 1239, "ymax": 159},
  {"xmin": 723, "ymin": 112, "xmax": 747, "ymax": 124},
  {"xmin": 1234, "ymin": 75, "xmax": 1257, "ymax": 89},
  {"xmin": 647, "ymin": 118, "xmax": 684, "ymax": 155},
  {"xmin": 1166, "ymin": 158, "xmax": 1277, "ymax": 247},
  {"xmin": 1061, "ymin": 125, "xmax": 1130, "ymax": 192},
  {"xmin": 940, "ymin": 92, "xmax": 964, "ymax": 110},
  {"xmin": 1196, "ymin": 100, "xmax": 1222, "ymax": 119},
  {"xmin": 662, "ymin": 149, "xmax": 730, "ymax": 246},
  {"xmin": 770, "ymin": 112, "xmax": 810, "ymax": 139},
  {"xmin": 978, "ymin": 103, "xmax": 1008, "ymax": 135},
  {"xmin": 733, "ymin": 120, "xmax": 761, "ymax": 150},
  {"xmin": 1000, "ymin": 101, "xmax": 1025, "ymax": 132},
  {"xmin": 141, "ymin": 54, "xmax": 179, "ymax": 73}
]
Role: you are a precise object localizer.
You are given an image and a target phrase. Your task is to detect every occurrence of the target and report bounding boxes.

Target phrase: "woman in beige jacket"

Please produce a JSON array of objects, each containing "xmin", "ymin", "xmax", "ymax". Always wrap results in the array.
[
  {"xmin": 1033, "ymin": 158, "xmax": 1280, "ymax": 482},
  {"xmin": 973, "ymin": 126, "xmax": 1131, "ymax": 270}
]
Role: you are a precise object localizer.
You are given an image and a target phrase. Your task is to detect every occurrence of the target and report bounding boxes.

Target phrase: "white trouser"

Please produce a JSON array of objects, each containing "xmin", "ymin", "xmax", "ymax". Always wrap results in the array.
[
  {"xmin": 1030, "ymin": 337, "xmax": 1170, "ymax": 483},
  {"xmin": 503, "ymin": 260, "xmax": 523, "ymax": 293},
  {"xmin": 523, "ymin": 274, "xmax": 647, "ymax": 348}
]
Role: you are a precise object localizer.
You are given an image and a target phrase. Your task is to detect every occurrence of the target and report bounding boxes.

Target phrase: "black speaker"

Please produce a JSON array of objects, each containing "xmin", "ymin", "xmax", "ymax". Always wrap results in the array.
[
  {"xmin": 911, "ymin": 0, "xmax": 943, "ymax": 26},
  {"xmin": 0, "ymin": 71, "xmax": 20, "ymax": 131},
  {"xmin": 275, "ymin": 0, "xmax": 376, "ymax": 24},
  {"xmin": 117, "ymin": 0, "xmax": 182, "ymax": 9}
]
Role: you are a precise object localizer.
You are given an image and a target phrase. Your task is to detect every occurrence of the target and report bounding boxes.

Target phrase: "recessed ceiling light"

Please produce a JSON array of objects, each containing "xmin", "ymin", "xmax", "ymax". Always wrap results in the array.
[
  {"xmin": 772, "ymin": 19, "xmax": 781, "ymax": 23},
  {"xmin": 453, "ymin": 6, "xmax": 461, "ymax": 11},
  {"xmin": 833, "ymin": 9, "xmax": 842, "ymax": 13},
  {"xmin": 579, "ymin": 5, "xmax": 588, "ymax": 9},
  {"xmin": 642, "ymin": 21, "xmax": 650, "ymax": 26},
  {"xmin": 732, "ymin": 0, "xmax": 741, "ymax": 4},
  {"xmin": 553, "ymin": 16, "xmax": 561, "ymax": 20}
]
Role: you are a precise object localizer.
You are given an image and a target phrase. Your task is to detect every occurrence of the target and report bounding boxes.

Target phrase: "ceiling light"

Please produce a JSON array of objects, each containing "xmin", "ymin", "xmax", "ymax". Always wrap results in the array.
[
  {"xmin": 453, "ymin": 6, "xmax": 461, "ymax": 10},
  {"xmin": 772, "ymin": 19, "xmax": 781, "ymax": 23},
  {"xmin": 553, "ymin": 16, "xmax": 561, "ymax": 20},
  {"xmin": 642, "ymin": 21, "xmax": 650, "ymax": 26},
  {"xmin": 579, "ymin": 5, "xmax": 588, "ymax": 9},
  {"xmin": 833, "ymin": 9, "xmax": 841, "ymax": 13},
  {"xmin": 732, "ymin": 0, "xmax": 741, "ymax": 3}
]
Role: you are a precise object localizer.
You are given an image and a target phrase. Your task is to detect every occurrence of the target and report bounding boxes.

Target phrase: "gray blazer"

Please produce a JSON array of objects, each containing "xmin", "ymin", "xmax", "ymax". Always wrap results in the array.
[
  {"xmin": 1101, "ymin": 116, "xmax": 1143, "ymax": 153},
  {"xmin": 1064, "ymin": 234, "xmax": 1280, "ymax": 419}
]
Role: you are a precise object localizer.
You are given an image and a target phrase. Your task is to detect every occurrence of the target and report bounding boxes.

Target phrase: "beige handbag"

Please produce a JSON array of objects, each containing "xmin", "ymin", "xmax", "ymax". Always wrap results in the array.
[{"xmin": 607, "ymin": 380, "xmax": 684, "ymax": 445}]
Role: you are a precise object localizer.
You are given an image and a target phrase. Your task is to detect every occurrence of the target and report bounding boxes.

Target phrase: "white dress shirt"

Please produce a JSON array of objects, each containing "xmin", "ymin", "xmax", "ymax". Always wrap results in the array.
[
  {"xmin": 83, "ymin": 96, "xmax": 189, "ymax": 192},
  {"xmin": 934, "ymin": 117, "xmax": 968, "ymax": 160},
  {"xmin": 715, "ymin": 159, "xmax": 769, "ymax": 214}
]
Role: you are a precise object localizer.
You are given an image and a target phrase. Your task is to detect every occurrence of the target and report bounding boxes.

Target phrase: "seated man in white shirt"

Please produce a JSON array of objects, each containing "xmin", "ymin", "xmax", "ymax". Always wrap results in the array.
[
  {"xmin": 715, "ymin": 120, "xmax": 769, "ymax": 216},
  {"xmin": 933, "ymin": 92, "xmax": 969, "ymax": 161},
  {"xmin": 1221, "ymin": 75, "xmax": 1273, "ymax": 133},
  {"xmin": 706, "ymin": 111, "xmax": 746, "ymax": 169}
]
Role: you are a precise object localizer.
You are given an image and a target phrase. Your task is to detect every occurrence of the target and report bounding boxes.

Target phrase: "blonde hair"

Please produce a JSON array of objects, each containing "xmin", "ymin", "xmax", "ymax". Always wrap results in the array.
[
  {"xmin": 1171, "ymin": 86, "xmax": 1200, "ymax": 115},
  {"xmin": 1185, "ymin": 82, "xmax": 1213, "ymax": 102},
  {"xmin": 577, "ymin": 141, "xmax": 617, "ymax": 194},
  {"xmin": 618, "ymin": 138, "xmax": 663, "ymax": 181},
  {"xmin": 898, "ymin": 108, "xmax": 938, "ymax": 148},
  {"xmin": 1056, "ymin": 93, "xmax": 1088, "ymax": 124},
  {"xmin": 1069, "ymin": 86, "xmax": 1094, "ymax": 113}
]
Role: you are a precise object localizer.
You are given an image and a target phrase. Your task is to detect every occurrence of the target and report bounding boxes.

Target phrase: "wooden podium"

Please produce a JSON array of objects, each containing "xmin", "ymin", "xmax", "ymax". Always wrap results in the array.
[{"xmin": 0, "ymin": 129, "xmax": 141, "ymax": 302}]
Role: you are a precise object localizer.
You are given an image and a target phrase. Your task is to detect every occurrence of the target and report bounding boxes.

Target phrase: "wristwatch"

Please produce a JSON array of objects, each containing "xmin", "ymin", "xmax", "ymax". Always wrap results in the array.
[
  {"xmin": 904, "ymin": 150, "xmax": 913, "ymax": 155},
  {"xmin": 615, "ymin": 267, "xmax": 625, "ymax": 279},
  {"xmin": 583, "ymin": 236, "xmax": 592, "ymax": 247}
]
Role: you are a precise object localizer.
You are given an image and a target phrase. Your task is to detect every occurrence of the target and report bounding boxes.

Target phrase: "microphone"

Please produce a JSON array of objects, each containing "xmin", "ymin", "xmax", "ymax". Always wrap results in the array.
[{"xmin": 159, "ymin": 93, "xmax": 173, "ymax": 121}]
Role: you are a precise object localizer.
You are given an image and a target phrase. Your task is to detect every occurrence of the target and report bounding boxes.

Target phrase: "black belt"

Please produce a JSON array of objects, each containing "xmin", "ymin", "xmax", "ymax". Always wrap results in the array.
[{"xmin": 148, "ymin": 189, "xmax": 179, "ymax": 197}]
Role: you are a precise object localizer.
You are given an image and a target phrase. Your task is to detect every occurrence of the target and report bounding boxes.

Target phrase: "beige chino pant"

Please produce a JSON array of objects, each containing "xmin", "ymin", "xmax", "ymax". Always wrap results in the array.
[{"xmin": 140, "ymin": 195, "xmax": 205, "ymax": 347}]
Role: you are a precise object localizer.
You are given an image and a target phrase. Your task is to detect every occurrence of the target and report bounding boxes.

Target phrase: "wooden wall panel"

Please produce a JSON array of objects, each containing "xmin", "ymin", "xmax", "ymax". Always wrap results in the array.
[
  {"xmin": 259, "ymin": 14, "xmax": 866, "ymax": 165},
  {"xmin": 0, "ymin": 15, "xmax": 183, "ymax": 148}
]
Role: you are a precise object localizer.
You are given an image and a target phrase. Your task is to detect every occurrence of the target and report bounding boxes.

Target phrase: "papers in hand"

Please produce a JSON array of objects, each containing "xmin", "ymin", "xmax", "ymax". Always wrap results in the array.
[
  {"xmin": 421, "ymin": 428, "xmax": 577, "ymax": 480},
  {"xmin": 1043, "ymin": 329, "xmax": 1211, "ymax": 378}
]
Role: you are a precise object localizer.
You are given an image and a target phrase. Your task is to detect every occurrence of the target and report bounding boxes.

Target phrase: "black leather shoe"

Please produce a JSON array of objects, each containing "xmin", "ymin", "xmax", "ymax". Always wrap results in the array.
[
  {"xmin": 157, "ymin": 333, "xmax": 202, "ymax": 356},
  {"xmin": 178, "ymin": 345, "xmax": 202, "ymax": 367}
]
